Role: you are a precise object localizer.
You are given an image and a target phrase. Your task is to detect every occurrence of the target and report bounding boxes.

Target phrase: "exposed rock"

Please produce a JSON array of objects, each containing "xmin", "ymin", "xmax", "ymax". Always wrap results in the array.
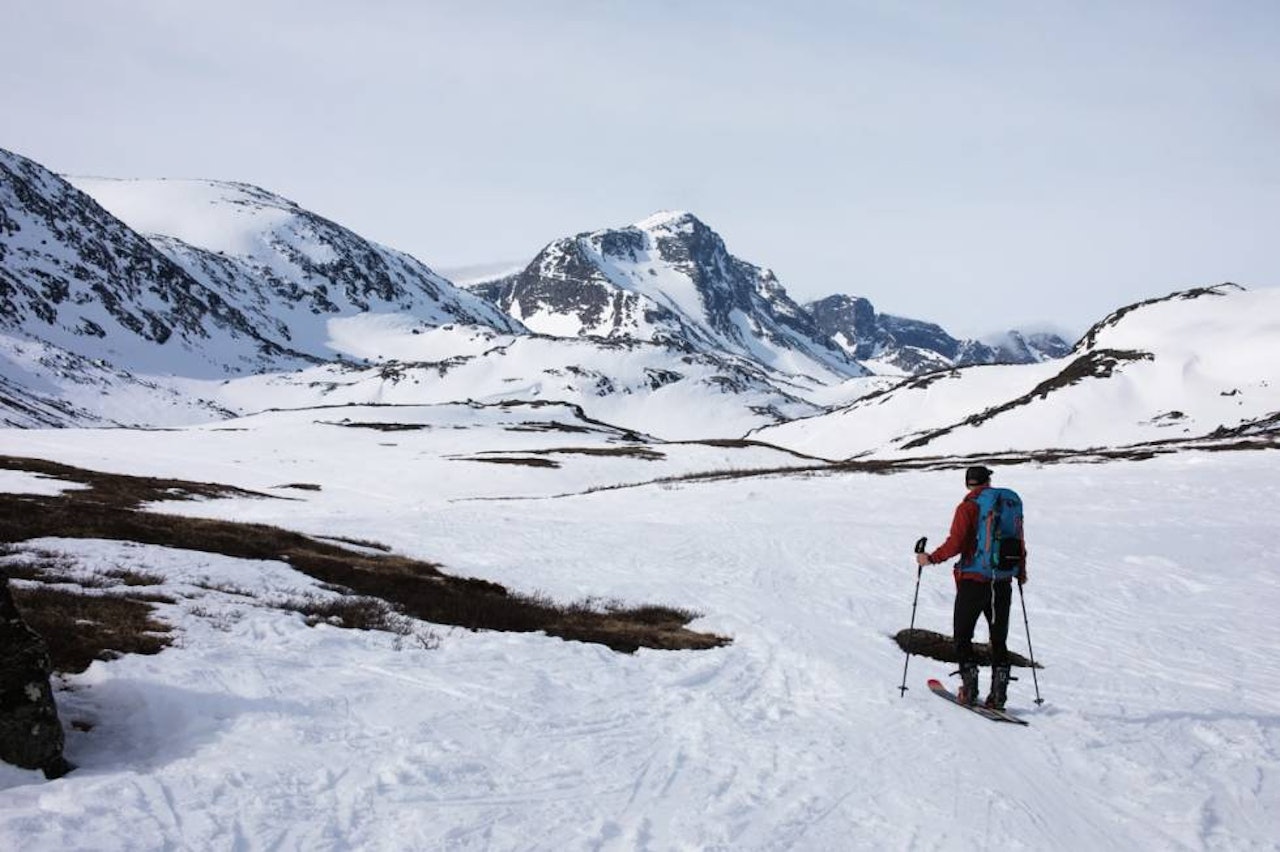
[
  {"xmin": 807, "ymin": 294, "xmax": 1071, "ymax": 373},
  {"xmin": 476, "ymin": 212, "xmax": 865, "ymax": 380},
  {"xmin": 0, "ymin": 578, "xmax": 73, "ymax": 779},
  {"xmin": 893, "ymin": 627, "xmax": 1041, "ymax": 669}
]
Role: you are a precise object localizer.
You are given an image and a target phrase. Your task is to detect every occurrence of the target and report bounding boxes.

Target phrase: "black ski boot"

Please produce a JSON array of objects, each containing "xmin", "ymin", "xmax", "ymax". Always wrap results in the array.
[
  {"xmin": 985, "ymin": 665, "xmax": 1011, "ymax": 710},
  {"xmin": 957, "ymin": 663, "xmax": 979, "ymax": 706}
]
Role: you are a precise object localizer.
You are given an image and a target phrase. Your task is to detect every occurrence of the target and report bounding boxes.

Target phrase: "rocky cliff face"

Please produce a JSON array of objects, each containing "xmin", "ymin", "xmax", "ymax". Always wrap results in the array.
[
  {"xmin": 474, "ymin": 212, "xmax": 865, "ymax": 380},
  {"xmin": 807, "ymin": 294, "xmax": 1071, "ymax": 373}
]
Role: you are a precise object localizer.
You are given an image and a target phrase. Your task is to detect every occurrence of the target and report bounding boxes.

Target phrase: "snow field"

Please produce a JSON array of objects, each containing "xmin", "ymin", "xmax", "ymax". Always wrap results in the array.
[{"xmin": 0, "ymin": 417, "xmax": 1277, "ymax": 850}]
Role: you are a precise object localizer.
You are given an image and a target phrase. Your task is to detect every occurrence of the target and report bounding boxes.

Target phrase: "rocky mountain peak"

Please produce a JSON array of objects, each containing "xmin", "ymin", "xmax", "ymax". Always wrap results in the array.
[
  {"xmin": 477, "ymin": 212, "xmax": 863, "ymax": 380},
  {"xmin": 805, "ymin": 292, "xmax": 1070, "ymax": 373}
]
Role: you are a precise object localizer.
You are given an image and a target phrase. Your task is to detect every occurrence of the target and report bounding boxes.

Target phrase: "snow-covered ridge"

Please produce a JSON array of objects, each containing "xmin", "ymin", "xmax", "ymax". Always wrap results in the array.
[
  {"xmin": 68, "ymin": 174, "xmax": 523, "ymax": 357},
  {"xmin": 65, "ymin": 177, "xmax": 300, "ymax": 256},
  {"xmin": 753, "ymin": 283, "xmax": 1280, "ymax": 459},
  {"xmin": 0, "ymin": 148, "xmax": 302, "ymax": 379}
]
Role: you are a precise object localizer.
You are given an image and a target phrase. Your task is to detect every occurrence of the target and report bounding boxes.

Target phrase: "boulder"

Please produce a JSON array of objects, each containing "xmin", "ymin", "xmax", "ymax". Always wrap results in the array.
[
  {"xmin": 0, "ymin": 578, "xmax": 73, "ymax": 779},
  {"xmin": 894, "ymin": 627, "xmax": 1041, "ymax": 669}
]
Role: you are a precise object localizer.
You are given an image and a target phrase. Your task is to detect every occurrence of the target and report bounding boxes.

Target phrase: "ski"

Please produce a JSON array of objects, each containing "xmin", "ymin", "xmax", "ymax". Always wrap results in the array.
[{"xmin": 926, "ymin": 678, "xmax": 1029, "ymax": 726}]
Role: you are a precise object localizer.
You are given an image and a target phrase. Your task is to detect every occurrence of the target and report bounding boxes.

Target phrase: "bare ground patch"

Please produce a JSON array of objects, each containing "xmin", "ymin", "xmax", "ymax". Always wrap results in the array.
[{"xmin": 0, "ymin": 456, "xmax": 729, "ymax": 668}]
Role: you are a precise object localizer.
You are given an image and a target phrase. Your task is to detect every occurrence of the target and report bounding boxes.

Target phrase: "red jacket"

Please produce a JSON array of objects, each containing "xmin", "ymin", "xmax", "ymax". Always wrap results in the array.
[{"xmin": 927, "ymin": 485, "xmax": 1028, "ymax": 583}]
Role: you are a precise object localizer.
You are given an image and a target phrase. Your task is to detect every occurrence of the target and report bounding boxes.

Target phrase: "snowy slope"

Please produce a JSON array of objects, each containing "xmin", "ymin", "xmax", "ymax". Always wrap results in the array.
[
  {"xmin": 204, "ymin": 324, "xmax": 828, "ymax": 440},
  {"xmin": 1, "ymin": 412, "xmax": 1278, "ymax": 850},
  {"xmin": 0, "ymin": 148, "xmax": 301, "ymax": 379},
  {"xmin": 0, "ymin": 335, "xmax": 235, "ymax": 428},
  {"xmin": 474, "ymin": 212, "xmax": 865, "ymax": 381},
  {"xmin": 68, "ymin": 175, "xmax": 523, "ymax": 357},
  {"xmin": 753, "ymin": 284, "xmax": 1280, "ymax": 459}
]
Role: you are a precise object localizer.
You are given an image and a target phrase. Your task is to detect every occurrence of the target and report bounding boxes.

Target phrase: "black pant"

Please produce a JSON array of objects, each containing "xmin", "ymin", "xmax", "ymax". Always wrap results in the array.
[{"xmin": 954, "ymin": 579, "xmax": 1012, "ymax": 668}]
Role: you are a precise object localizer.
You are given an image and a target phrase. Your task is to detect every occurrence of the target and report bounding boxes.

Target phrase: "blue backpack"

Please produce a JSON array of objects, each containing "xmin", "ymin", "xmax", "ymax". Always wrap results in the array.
[{"xmin": 962, "ymin": 487, "xmax": 1025, "ymax": 580}]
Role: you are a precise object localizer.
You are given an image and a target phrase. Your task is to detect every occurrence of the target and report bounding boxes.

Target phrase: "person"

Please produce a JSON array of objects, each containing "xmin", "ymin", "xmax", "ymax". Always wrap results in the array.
[{"xmin": 915, "ymin": 465, "xmax": 1026, "ymax": 708}]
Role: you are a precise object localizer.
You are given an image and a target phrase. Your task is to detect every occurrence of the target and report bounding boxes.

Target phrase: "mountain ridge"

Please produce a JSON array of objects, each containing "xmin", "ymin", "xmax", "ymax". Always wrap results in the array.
[
  {"xmin": 472, "ymin": 211, "xmax": 867, "ymax": 382},
  {"xmin": 750, "ymin": 283, "xmax": 1279, "ymax": 459},
  {"xmin": 3, "ymin": 145, "xmax": 1271, "ymax": 454}
]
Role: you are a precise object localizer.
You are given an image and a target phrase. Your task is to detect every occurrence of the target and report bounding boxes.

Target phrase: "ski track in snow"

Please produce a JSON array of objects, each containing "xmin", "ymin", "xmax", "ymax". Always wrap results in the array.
[{"xmin": 1, "ymin": 419, "xmax": 1279, "ymax": 850}]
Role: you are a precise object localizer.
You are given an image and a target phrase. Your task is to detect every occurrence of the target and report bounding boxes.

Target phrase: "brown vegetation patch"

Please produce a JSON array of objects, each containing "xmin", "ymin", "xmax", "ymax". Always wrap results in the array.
[
  {"xmin": 506, "ymin": 421, "xmax": 595, "ymax": 434},
  {"xmin": 0, "ymin": 455, "xmax": 267, "ymax": 509},
  {"xmin": 457, "ymin": 455, "xmax": 561, "ymax": 468},
  {"xmin": 324, "ymin": 422, "xmax": 430, "ymax": 432},
  {"xmin": 0, "ymin": 457, "xmax": 729, "ymax": 657},
  {"xmin": 530, "ymin": 446, "xmax": 666, "ymax": 461},
  {"xmin": 10, "ymin": 584, "xmax": 174, "ymax": 674}
]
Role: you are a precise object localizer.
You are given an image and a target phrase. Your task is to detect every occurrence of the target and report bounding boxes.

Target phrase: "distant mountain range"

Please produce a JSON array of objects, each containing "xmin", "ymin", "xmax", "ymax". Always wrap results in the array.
[
  {"xmin": 753, "ymin": 283, "xmax": 1279, "ymax": 459},
  {"xmin": 2, "ymin": 145, "xmax": 1272, "ymax": 454},
  {"xmin": 805, "ymin": 294, "xmax": 1069, "ymax": 373},
  {"xmin": 468, "ymin": 212, "xmax": 1069, "ymax": 377}
]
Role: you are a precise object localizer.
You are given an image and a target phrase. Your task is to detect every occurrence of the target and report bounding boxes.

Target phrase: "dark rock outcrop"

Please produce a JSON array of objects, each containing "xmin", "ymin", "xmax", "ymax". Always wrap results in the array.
[
  {"xmin": 807, "ymin": 294, "xmax": 1071, "ymax": 373},
  {"xmin": 475, "ymin": 212, "xmax": 865, "ymax": 378},
  {"xmin": 893, "ymin": 627, "xmax": 1041, "ymax": 669},
  {"xmin": 0, "ymin": 578, "xmax": 73, "ymax": 779}
]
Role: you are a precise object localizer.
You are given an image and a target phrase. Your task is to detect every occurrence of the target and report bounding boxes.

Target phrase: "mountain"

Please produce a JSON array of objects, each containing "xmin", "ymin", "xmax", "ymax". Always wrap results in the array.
[
  {"xmin": 5, "ymin": 146, "xmax": 1268, "ymax": 453},
  {"xmin": 471, "ymin": 212, "xmax": 866, "ymax": 381},
  {"xmin": 0, "ymin": 148, "xmax": 301, "ymax": 379},
  {"xmin": 1, "ymin": 150, "xmax": 837, "ymax": 434},
  {"xmin": 66, "ymin": 175, "xmax": 524, "ymax": 356},
  {"xmin": 751, "ymin": 283, "xmax": 1280, "ymax": 459},
  {"xmin": 2, "ymin": 145, "xmax": 521, "ymax": 385},
  {"xmin": 805, "ymin": 294, "xmax": 1071, "ymax": 374}
]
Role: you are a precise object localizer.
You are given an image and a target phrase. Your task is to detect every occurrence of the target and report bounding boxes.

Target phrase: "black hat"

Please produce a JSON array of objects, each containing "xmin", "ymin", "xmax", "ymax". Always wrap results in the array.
[{"xmin": 965, "ymin": 465, "xmax": 993, "ymax": 485}]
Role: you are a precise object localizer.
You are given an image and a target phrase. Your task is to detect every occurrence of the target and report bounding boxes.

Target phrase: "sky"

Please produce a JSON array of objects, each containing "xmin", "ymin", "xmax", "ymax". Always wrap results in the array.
[{"xmin": 3, "ymin": 1, "xmax": 1278, "ymax": 339}]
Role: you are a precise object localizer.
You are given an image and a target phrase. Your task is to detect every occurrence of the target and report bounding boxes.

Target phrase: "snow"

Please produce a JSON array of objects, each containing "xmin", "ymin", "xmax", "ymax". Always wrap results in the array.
[
  {"xmin": 2, "ymin": 408, "xmax": 1279, "ymax": 850},
  {"xmin": 59, "ymin": 172, "xmax": 521, "ymax": 365},
  {"xmin": 604, "ymin": 220, "xmax": 707, "ymax": 328},
  {"xmin": 323, "ymin": 316, "xmax": 512, "ymax": 363},
  {"xmin": 0, "ymin": 470, "xmax": 86, "ymax": 496},
  {"xmin": 182, "ymin": 334, "xmax": 825, "ymax": 441},
  {"xmin": 67, "ymin": 177, "xmax": 298, "ymax": 257},
  {"xmin": 755, "ymin": 285, "xmax": 1280, "ymax": 460},
  {"xmin": 510, "ymin": 301, "xmax": 590, "ymax": 339}
]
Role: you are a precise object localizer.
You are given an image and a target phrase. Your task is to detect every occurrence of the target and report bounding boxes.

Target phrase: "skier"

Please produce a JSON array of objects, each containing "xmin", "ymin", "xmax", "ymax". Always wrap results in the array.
[{"xmin": 915, "ymin": 465, "xmax": 1027, "ymax": 708}]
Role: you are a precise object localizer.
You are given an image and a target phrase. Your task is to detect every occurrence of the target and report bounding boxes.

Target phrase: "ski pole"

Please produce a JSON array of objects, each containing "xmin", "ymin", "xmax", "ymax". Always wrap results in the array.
[
  {"xmin": 1017, "ymin": 581, "xmax": 1044, "ymax": 705},
  {"xmin": 898, "ymin": 536, "xmax": 928, "ymax": 697}
]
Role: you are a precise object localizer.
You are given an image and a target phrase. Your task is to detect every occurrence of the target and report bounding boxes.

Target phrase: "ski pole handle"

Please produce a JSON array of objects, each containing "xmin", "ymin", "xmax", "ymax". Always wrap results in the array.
[
  {"xmin": 913, "ymin": 536, "xmax": 927, "ymax": 576},
  {"xmin": 899, "ymin": 536, "xmax": 930, "ymax": 695}
]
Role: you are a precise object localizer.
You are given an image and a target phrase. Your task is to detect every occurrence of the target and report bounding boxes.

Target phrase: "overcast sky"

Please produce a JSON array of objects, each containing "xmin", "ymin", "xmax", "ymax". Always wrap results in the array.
[{"xmin": 5, "ymin": 1, "xmax": 1277, "ymax": 338}]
